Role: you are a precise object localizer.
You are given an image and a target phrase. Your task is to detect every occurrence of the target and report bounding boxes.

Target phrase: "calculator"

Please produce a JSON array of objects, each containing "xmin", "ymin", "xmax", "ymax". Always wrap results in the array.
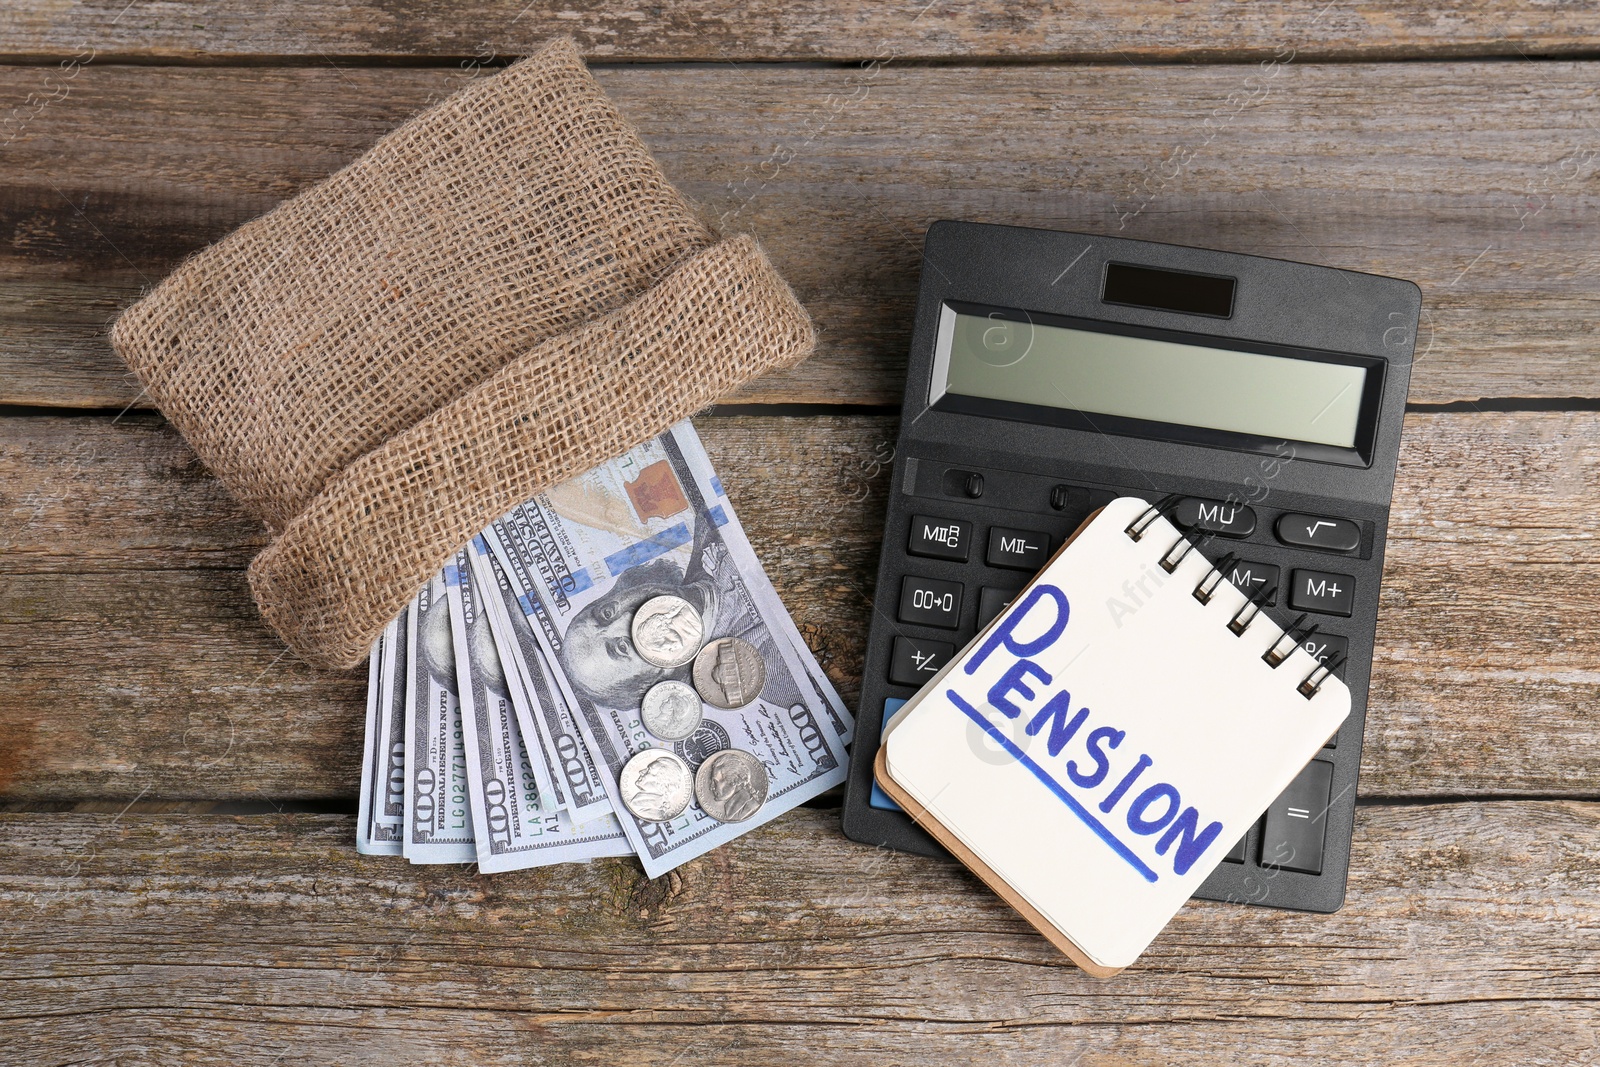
[{"xmin": 841, "ymin": 222, "xmax": 1420, "ymax": 912}]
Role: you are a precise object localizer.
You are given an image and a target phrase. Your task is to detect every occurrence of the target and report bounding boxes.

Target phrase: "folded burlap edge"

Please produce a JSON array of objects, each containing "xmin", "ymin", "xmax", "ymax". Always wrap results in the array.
[{"xmin": 248, "ymin": 233, "xmax": 815, "ymax": 669}]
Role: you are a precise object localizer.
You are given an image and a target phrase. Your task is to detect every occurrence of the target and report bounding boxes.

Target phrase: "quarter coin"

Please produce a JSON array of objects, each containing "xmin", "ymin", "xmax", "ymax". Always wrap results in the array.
[
  {"xmin": 630, "ymin": 594, "xmax": 704, "ymax": 668},
  {"xmin": 640, "ymin": 679, "xmax": 704, "ymax": 741},
  {"xmin": 694, "ymin": 749, "xmax": 770, "ymax": 824},
  {"xmin": 692, "ymin": 637, "xmax": 767, "ymax": 710},
  {"xmin": 617, "ymin": 749, "xmax": 693, "ymax": 823}
]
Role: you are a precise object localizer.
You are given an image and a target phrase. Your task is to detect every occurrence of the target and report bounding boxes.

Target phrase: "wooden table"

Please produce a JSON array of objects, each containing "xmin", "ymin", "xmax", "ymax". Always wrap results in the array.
[{"xmin": 2, "ymin": 5, "xmax": 1598, "ymax": 1063}]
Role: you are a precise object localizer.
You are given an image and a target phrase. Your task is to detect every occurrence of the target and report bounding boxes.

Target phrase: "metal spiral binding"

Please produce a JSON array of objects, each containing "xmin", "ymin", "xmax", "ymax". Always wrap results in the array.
[
  {"xmin": 1228, "ymin": 581, "xmax": 1277, "ymax": 635},
  {"xmin": 1262, "ymin": 613, "xmax": 1312, "ymax": 669},
  {"xmin": 1124, "ymin": 493, "xmax": 1181, "ymax": 542},
  {"xmin": 1192, "ymin": 552, "xmax": 1237, "ymax": 605},
  {"xmin": 1159, "ymin": 528, "xmax": 1206, "ymax": 573},
  {"xmin": 1299, "ymin": 652, "xmax": 1347, "ymax": 699}
]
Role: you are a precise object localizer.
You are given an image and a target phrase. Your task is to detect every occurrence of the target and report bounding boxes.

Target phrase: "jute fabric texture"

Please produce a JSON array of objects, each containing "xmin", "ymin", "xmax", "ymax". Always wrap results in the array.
[{"xmin": 110, "ymin": 37, "xmax": 816, "ymax": 668}]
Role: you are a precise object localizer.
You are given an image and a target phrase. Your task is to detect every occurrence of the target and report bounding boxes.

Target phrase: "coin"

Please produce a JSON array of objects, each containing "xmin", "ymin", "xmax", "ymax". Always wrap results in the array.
[
  {"xmin": 617, "ymin": 749, "xmax": 693, "ymax": 823},
  {"xmin": 692, "ymin": 637, "xmax": 766, "ymax": 709},
  {"xmin": 639, "ymin": 679, "xmax": 704, "ymax": 741},
  {"xmin": 694, "ymin": 749, "xmax": 769, "ymax": 824},
  {"xmin": 630, "ymin": 595, "xmax": 704, "ymax": 668}
]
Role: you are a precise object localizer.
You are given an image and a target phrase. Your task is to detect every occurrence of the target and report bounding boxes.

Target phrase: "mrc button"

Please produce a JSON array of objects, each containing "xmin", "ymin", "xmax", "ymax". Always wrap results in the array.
[
  {"xmin": 1173, "ymin": 497, "xmax": 1256, "ymax": 537},
  {"xmin": 897, "ymin": 575, "xmax": 963, "ymax": 629},
  {"xmin": 1289, "ymin": 569, "xmax": 1355, "ymax": 617},
  {"xmin": 907, "ymin": 515, "xmax": 971, "ymax": 561},
  {"xmin": 1276, "ymin": 513, "xmax": 1361, "ymax": 553},
  {"xmin": 986, "ymin": 526, "xmax": 1051, "ymax": 570}
]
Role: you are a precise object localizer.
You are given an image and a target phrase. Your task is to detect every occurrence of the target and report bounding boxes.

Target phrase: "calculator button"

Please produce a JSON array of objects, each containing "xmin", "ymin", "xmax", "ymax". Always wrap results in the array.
[
  {"xmin": 1049, "ymin": 485, "xmax": 1072, "ymax": 511},
  {"xmin": 1224, "ymin": 833, "xmax": 1247, "ymax": 864},
  {"xmin": 888, "ymin": 635, "xmax": 955, "ymax": 687},
  {"xmin": 1276, "ymin": 513, "xmax": 1360, "ymax": 553},
  {"xmin": 1288, "ymin": 569, "xmax": 1355, "ymax": 617},
  {"xmin": 1225, "ymin": 560, "xmax": 1279, "ymax": 604},
  {"xmin": 869, "ymin": 698, "xmax": 909, "ymax": 812},
  {"xmin": 1173, "ymin": 497, "xmax": 1256, "ymax": 538},
  {"xmin": 976, "ymin": 586, "xmax": 1021, "ymax": 630},
  {"xmin": 897, "ymin": 575, "xmax": 963, "ymax": 629},
  {"xmin": 1260, "ymin": 759, "xmax": 1334, "ymax": 875},
  {"xmin": 907, "ymin": 515, "xmax": 972, "ymax": 562},
  {"xmin": 1301, "ymin": 633, "xmax": 1348, "ymax": 670},
  {"xmin": 986, "ymin": 527, "xmax": 1051, "ymax": 571}
]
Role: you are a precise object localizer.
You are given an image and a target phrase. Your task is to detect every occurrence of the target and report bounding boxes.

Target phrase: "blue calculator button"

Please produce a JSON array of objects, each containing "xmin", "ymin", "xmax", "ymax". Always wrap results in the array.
[{"xmin": 869, "ymin": 698, "xmax": 909, "ymax": 812}]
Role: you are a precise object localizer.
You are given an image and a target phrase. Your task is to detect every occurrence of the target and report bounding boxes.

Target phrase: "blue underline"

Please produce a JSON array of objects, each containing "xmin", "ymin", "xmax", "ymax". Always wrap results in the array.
[{"xmin": 949, "ymin": 690, "xmax": 1159, "ymax": 884}]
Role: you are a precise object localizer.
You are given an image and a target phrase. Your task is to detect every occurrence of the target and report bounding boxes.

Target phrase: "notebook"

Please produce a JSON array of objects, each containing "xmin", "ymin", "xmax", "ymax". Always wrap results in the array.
[{"xmin": 874, "ymin": 496, "xmax": 1351, "ymax": 976}]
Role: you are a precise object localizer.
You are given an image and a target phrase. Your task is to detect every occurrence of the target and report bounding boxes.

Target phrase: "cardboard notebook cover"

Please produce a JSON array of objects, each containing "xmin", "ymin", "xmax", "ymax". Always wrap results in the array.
[{"xmin": 874, "ymin": 497, "xmax": 1351, "ymax": 977}]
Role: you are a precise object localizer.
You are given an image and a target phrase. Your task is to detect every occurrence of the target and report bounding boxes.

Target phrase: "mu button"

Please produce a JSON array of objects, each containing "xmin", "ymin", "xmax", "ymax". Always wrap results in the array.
[
  {"xmin": 1289, "ymin": 569, "xmax": 1355, "ymax": 617},
  {"xmin": 1173, "ymin": 497, "xmax": 1256, "ymax": 538}
]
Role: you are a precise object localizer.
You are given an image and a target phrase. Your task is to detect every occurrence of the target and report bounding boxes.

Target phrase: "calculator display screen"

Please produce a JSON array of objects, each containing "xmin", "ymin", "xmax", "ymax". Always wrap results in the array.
[{"xmin": 935, "ymin": 307, "xmax": 1370, "ymax": 450}]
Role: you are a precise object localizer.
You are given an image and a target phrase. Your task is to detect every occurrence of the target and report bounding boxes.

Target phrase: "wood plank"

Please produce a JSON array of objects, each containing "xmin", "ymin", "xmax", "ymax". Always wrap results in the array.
[
  {"xmin": 2, "ymin": 0, "xmax": 1597, "ymax": 63},
  {"xmin": 1, "ymin": 801, "xmax": 1595, "ymax": 1065},
  {"xmin": 3, "ymin": 62, "xmax": 1599, "ymax": 409},
  {"xmin": 0, "ymin": 410, "xmax": 1596, "ymax": 800}
]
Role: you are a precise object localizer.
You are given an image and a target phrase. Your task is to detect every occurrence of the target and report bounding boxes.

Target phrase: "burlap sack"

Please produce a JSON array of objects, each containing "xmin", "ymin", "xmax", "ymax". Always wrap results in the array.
[{"xmin": 110, "ymin": 37, "xmax": 815, "ymax": 669}]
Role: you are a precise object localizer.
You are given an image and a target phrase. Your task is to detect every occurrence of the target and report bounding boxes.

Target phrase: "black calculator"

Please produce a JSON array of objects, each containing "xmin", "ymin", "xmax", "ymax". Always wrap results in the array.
[{"xmin": 841, "ymin": 222, "xmax": 1420, "ymax": 912}]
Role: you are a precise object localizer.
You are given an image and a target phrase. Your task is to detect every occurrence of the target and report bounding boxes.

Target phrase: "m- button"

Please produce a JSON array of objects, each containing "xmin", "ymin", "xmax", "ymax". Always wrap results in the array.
[
  {"xmin": 1289, "ymin": 569, "xmax": 1355, "ymax": 617},
  {"xmin": 1173, "ymin": 497, "xmax": 1256, "ymax": 538},
  {"xmin": 907, "ymin": 515, "xmax": 972, "ymax": 562}
]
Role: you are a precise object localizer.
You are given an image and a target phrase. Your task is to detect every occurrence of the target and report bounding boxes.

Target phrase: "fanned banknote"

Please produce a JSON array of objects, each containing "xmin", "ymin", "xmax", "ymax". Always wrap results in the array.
[
  {"xmin": 447, "ymin": 550, "xmax": 632, "ymax": 872},
  {"xmin": 402, "ymin": 575, "xmax": 476, "ymax": 864},
  {"xmin": 469, "ymin": 536, "xmax": 614, "ymax": 823},
  {"xmin": 483, "ymin": 429, "xmax": 849, "ymax": 878},
  {"xmin": 359, "ymin": 419, "xmax": 849, "ymax": 878},
  {"xmin": 356, "ymin": 610, "xmax": 407, "ymax": 855},
  {"xmin": 668, "ymin": 422, "xmax": 854, "ymax": 745}
]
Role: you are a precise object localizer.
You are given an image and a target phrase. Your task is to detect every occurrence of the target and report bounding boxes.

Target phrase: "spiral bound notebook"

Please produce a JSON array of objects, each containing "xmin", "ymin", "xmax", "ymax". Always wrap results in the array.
[{"xmin": 874, "ymin": 496, "xmax": 1351, "ymax": 976}]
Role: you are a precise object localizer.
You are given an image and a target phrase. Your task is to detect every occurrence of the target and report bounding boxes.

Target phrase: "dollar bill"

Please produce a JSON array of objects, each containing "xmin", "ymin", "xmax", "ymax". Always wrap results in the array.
[
  {"xmin": 470, "ymin": 535, "xmax": 614, "ymax": 822},
  {"xmin": 667, "ymin": 422, "xmax": 854, "ymax": 745},
  {"xmin": 402, "ymin": 575, "xmax": 476, "ymax": 865},
  {"xmin": 447, "ymin": 550, "xmax": 632, "ymax": 872},
  {"xmin": 356, "ymin": 609, "xmax": 407, "ymax": 855},
  {"xmin": 486, "ymin": 428, "xmax": 849, "ymax": 878}
]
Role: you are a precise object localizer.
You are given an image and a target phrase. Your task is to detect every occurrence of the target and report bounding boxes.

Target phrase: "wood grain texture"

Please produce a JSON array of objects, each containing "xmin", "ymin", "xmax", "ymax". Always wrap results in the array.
[
  {"xmin": 1, "ymin": 801, "xmax": 1596, "ymax": 1065},
  {"xmin": 3, "ymin": 62, "xmax": 1599, "ymax": 409},
  {"xmin": 0, "ymin": 410, "xmax": 1595, "ymax": 801},
  {"xmin": 3, "ymin": 0, "xmax": 1598, "ymax": 63}
]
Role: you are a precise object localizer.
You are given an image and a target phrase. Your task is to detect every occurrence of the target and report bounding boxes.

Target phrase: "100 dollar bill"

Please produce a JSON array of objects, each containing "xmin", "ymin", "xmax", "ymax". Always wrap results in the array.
[
  {"xmin": 485, "ymin": 426, "xmax": 848, "ymax": 878},
  {"xmin": 402, "ymin": 575, "xmax": 475, "ymax": 864},
  {"xmin": 448, "ymin": 550, "xmax": 631, "ymax": 872}
]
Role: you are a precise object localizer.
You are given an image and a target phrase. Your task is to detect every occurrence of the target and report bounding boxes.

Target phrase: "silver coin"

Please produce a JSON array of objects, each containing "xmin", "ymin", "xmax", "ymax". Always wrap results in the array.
[
  {"xmin": 630, "ymin": 594, "xmax": 705, "ymax": 668},
  {"xmin": 694, "ymin": 749, "xmax": 770, "ymax": 824},
  {"xmin": 617, "ymin": 749, "xmax": 693, "ymax": 823},
  {"xmin": 640, "ymin": 679, "xmax": 705, "ymax": 741},
  {"xmin": 692, "ymin": 637, "xmax": 767, "ymax": 709}
]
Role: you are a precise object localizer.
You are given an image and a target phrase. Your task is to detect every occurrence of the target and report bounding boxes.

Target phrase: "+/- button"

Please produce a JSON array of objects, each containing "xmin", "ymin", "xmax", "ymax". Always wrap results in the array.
[
  {"xmin": 1276, "ymin": 513, "xmax": 1360, "ymax": 553},
  {"xmin": 907, "ymin": 515, "xmax": 971, "ymax": 562},
  {"xmin": 1289, "ymin": 569, "xmax": 1355, "ymax": 617},
  {"xmin": 986, "ymin": 527, "xmax": 1051, "ymax": 571},
  {"xmin": 888, "ymin": 635, "xmax": 956, "ymax": 687},
  {"xmin": 1173, "ymin": 497, "xmax": 1256, "ymax": 538}
]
